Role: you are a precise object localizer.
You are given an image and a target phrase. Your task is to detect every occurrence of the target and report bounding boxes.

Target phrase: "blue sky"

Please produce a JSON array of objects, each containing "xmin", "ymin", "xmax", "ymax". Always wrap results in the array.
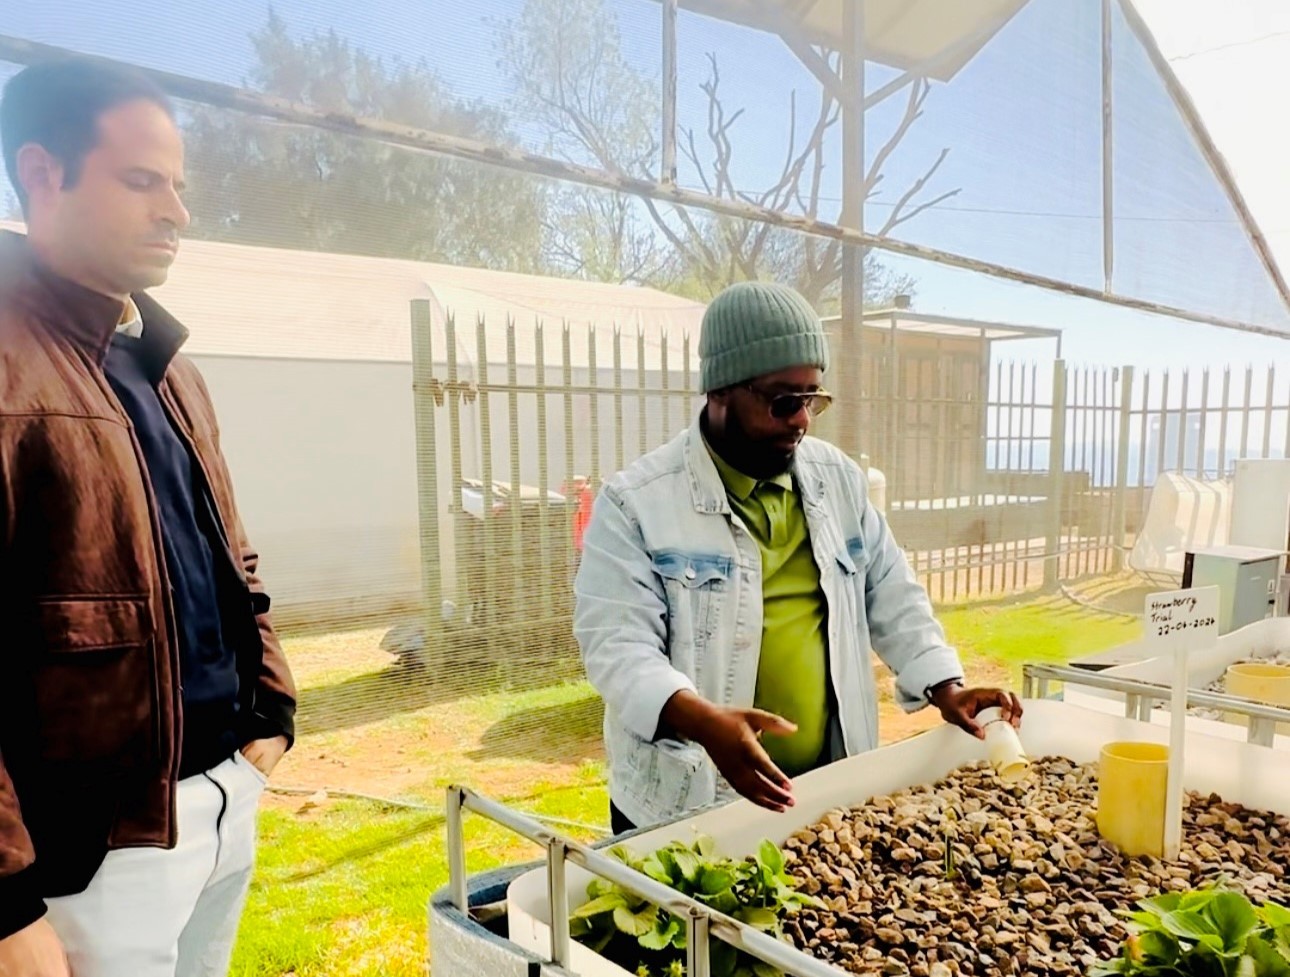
[{"xmin": 5, "ymin": 0, "xmax": 1290, "ymax": 374}]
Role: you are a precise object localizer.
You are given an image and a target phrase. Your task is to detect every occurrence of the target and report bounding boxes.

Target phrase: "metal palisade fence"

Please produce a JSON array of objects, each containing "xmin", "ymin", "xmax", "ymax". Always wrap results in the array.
[{"xmin": 408, "ymin": 303, "xmax": 1290, "ymax": 627}]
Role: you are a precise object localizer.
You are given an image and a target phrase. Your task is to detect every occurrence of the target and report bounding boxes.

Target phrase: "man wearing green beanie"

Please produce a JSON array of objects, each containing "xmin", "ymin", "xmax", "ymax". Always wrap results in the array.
[{"xmin": 575, "ymin": 281, "xmax": 1022, "ymax": 833}]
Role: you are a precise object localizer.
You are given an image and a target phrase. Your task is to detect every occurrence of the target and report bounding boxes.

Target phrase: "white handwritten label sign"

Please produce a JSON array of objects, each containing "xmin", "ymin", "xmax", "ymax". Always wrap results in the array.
[
  {"xmin": 1143, "ymin": 585, "xmax": 1220, "ymax": 860},
  {"xmin": 1145, "ymin": 586, "xmax": 1219, "ymax": 654}
]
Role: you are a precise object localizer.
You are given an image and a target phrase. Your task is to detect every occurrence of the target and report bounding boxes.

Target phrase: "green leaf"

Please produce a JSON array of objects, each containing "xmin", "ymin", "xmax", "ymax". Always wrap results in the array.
[
  {"xmin": 570, "ymin": 915, "xmax": 595, "ymax": 939},
  {"xmin": 757, "ymin": 840, "xmax": 785, "ymax": 876},
  {"xmin": 1138, "ymin": 894, "xmax": 1184, "ymax": 918},
  {"xmin": 642, "ymin": 854, "xmax": 676, "ymax": 886},
  {"xmin": 1206, "ymin": 892, "xmax": 1260, "ymax": 952},
  {"xmin": 608, "ymin": 845, "xmax": 643, "ymax": 871},
  {"xmin": 781, "ymin": 891, "xmax": 825, "ymax": 911},
  {"xmin": 735, "ymin": 906, "xmax": 780, "ymax": 931},
  {"xmin": 615, "ymin": 903, "xmax": 660, "ymax": 938},
  {"xmin": 1260, "ymin": 904, "xmax": 1290, "ymax": 931},
  {"xmin": 698, "ymin": 865, "xmax": 736, "ymax": 896},
  {"xmin": 1180, "ymin": 890, "xmax": 1219, "ymax": 912},
  {"xmin": 587, "ymin": 878, "xmax": 614, "ymax": 900},
  {"xmin": 1137, "ymin": 930, "xmax": 1180, "ymax": 965},
  {"xmin": 752, "ymin": 963, "xmax": 783, "ymax": 977},
  {"xmin": 695, "ymin": 834, "xmax": 717, "ymax": 858},
  {"xmin": 571, "ymin": 892, "xmax": 630, "ymax": 920},
  {"xmin": 1159, "ymin": 909, "xmax": 1220, "ymax": 943},
  {"xmin": 672, "ymin": 847, "xmax": 702, "ymax": 883},
  {"xmin": 1090, "ymin": 959, "xmax": 1129, "ymax": 977},
  {"xmin": 711, "ymin": 940, "xmax": 738, "ymax": 977},
  {"xmin": 705, "ymin": 889, "xmax": 741, "ymax": 915},
  {"xmin": 1244, "ymin": 935, "xmax": 1290, "ymax": 977},
  {"xmin": 671, "ymin": 919, "xmax": 688, "ymax": 949},
  {"xmin": 657, "ymin": 849, "xmax": 681, "ymax": 882},
  {"xmin": 1276, "ymin": 930, "xmax": 1290, "ymax": 962},
  {"xmin": 1196, "ymin": 934, "xmax": 1227, "ymax": 956},
  {"xmin": 639, "ymin": 915, "xmax": 682, "ymax": 951}
]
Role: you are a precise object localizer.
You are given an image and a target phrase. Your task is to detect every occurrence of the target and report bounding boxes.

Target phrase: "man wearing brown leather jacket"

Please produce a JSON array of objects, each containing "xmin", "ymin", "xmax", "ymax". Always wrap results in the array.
[{"xmin": 0, "ymin": 59, "xmax": 296, "ymax": 977}]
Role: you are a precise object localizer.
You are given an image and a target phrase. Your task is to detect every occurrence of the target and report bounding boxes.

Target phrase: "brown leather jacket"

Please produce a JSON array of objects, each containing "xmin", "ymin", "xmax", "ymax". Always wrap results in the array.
[{"xmin": 0, "ymin": 232, "xmax": 296, "ymax": 927}]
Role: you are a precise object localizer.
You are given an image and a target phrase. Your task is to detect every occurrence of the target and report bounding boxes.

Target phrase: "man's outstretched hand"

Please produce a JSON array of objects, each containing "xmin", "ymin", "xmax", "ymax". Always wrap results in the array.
[
  {"xmin": 660, "ymin": 690, "xmax": 797, "ymax": 812},
  {"xmin": 930, "ymin": 683, "xmax": 1023, "ymax": 739}
]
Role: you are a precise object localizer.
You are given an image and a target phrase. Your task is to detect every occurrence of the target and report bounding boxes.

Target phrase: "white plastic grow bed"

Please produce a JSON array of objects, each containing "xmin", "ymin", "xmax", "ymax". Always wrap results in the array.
[
  {"xmin": 505, "ymin": 700, "xmax": 1290, "ymax": 977},
  {"xmin": 1063, "ymin": 616, "xmax": 1290, "ymax": 748}
]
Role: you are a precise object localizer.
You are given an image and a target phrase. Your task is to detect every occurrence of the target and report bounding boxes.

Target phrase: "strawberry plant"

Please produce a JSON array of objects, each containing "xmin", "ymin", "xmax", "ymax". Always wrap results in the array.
[
  {"xmin": 569, "ymin": 834, "xmax": 821, "ymax": 977},
  {"xmin": 1093, "ymin": 887, "xmax": 1290, "ymax": 977}
]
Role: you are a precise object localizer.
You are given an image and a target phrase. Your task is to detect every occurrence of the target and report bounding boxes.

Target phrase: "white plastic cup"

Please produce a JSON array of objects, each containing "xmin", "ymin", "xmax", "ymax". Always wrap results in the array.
[{"xmin": 977, "ymin": 705, "xmax": 1030, "ymax": 782}]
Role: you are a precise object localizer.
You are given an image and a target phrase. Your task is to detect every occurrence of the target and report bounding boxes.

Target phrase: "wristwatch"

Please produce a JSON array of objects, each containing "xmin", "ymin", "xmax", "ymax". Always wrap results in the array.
[{"xmin": 924, "ymin": 677, "xmax": 964, "ymax": 704}]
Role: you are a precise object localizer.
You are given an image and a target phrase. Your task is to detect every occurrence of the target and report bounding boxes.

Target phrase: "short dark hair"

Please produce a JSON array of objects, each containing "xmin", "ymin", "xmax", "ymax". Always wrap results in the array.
[{"xmin": 1, "ymin": 58, "xmax": 174, "ymax": 212}]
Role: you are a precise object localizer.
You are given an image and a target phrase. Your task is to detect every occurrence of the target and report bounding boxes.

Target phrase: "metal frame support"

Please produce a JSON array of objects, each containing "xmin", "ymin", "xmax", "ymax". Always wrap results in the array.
[
  {"xmin": 686, "ymin": 908, "xmax": 712, "ymax": 977},
  {"xmin": 443, "ymin": 786, "xmax": 842, "ymax": 977},
  {"xmin": 1111, "ymin": 365, "xmax": 1135, "ymax": 572},
  {"xmin": 661, "ymin": 0, "xmax": 678, "ymax": 186},
  {"xmin": 1022, "ymin": 663, "xmax": 1290, "ymax": 747},
  {"xmin": 1249, "ymin": 718, "xmax": 1276, "ymax": 749},
  {"xmin": 1, "ymin": 33, "xmax": 1286, "ymax": 338},
  {"xmin": 1043, "ymin": 360, "xmax": 1068, "ymax": 591},
  {"xmin": 410, "ymin": 299, "xmax": 443, "ymax": 654},
  {"xmin": 1101, "ymin": 0, "xmax": 1115, "ymax": 293},
  {"xmin": 546, "ymin": 838, "xmax": 571, "ymax": 966},
  {"xmin": 745, "ymin": 0, "xmax": 853, "ymax": 110},
  {"xmin": 446, "ymin": 785, "xmax": 468, "ymax": 912},
  {"xmin": 837, "ymin": 0, "xmax": 865, "ymax": 460}
]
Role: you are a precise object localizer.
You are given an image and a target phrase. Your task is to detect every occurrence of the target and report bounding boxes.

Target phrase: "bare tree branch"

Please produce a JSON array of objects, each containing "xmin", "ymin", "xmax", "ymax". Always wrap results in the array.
[
  {"xmin": 864, "ymin": 78, "xmax": 930, "ymax": 198},
  {"xmin": 874, "ymin": 149, "xmax": 959, "ymax": 238},
  {"xmin": 509, "ymin": 0, "xmax": 957, "ymax": 302}
]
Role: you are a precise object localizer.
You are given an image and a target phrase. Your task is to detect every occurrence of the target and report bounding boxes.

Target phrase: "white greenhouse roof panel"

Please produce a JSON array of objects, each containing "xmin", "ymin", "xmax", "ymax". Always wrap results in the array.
[{"xmin": 661, "ymin": 0, "xmax": 1028, "ymax": 80}]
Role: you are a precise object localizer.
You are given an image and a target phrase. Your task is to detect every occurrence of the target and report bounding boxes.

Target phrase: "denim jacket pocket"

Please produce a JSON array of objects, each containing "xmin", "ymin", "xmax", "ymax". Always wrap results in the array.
[
  {"xmin": 619, "ymin": 732, "xmax": 716, "ymax": 824},
  {"xmin": 651, "ymin": 551, "xmax": 732, "ymax": 679}
]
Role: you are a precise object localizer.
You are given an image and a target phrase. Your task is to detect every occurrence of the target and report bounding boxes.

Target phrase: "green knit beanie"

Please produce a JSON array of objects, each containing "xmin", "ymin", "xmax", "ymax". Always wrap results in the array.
[{"xmin": 698, "ymin": 282, "xmax": 830, "ymax": 393}]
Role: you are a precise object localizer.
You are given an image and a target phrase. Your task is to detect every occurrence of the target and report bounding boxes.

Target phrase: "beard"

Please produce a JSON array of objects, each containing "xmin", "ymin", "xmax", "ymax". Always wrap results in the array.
[{"xmin": 719, "ymin": 409, "xmax": 799, "ymax": 480}]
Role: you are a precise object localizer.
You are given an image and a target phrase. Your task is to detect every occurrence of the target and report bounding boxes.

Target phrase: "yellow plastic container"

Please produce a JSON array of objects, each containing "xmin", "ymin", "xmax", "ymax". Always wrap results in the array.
[
  {"xmin": 1097, "ymin": 742, "xmax": 1169, "ymax": 858},
  {"xmin": 1225, "ymin": 662, "xmax": 1290, "ymax": 734}
]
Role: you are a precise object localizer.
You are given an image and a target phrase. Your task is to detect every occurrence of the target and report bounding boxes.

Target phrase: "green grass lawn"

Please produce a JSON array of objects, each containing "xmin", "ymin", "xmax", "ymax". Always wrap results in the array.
[
  {"xmin": 232, "ymin": 774, "xmax": 607, "ymax": 976},
  {"xmin": 941, "ymin": 592, "xmax": 1141, "ymax": 675},
  {"xmin": 229, "ymin": 587, "xmax": 1140, "ymax": 976}
]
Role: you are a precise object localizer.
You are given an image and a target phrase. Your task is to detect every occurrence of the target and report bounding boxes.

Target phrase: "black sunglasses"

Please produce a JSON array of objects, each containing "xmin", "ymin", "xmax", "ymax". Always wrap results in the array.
[{"xmin": 743, "ymin": 384, "xmax": 833, "ymax": 419}]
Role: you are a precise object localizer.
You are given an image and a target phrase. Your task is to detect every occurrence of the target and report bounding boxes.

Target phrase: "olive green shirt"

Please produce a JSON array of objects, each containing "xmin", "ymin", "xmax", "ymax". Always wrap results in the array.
[{"xmin": 706, "ymin": 444, "xmax": 830, "ymax": 775}]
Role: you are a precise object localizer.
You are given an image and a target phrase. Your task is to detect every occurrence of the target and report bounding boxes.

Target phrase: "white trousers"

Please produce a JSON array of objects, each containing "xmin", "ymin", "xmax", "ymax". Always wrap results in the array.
[{"xmin": 45, "ymin": 752, "xmax": 266, "ymax": 977}]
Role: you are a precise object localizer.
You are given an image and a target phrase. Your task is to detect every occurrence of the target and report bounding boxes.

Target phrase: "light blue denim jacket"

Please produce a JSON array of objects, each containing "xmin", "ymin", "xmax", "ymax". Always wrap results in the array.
[{"xmin": 574, "ymin": 420, "xmax": 964, "ymax": 827}]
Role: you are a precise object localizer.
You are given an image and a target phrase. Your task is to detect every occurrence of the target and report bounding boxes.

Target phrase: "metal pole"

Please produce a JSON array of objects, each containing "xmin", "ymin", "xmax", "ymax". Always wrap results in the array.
[
  {"xmin": 1249, "ymin": 718, "xmax": 1276, "ymax": 749},
  {"xmin": 547, "ymin": 839, "xmax": 571, "ymax": 966},
  {"xmin": 838, "ymin": 0, "xmax": 866, "ymax": 460},
  {"xmin": 1044, "ymin": 360, "xmax": 1068, "ymax": 591},
  {"xmin": 1101, "ymin": 0, "xmax": 1114, "ymax": 293},
  {"xmin": 445, "ymin": 786, "xmax": 468, "ymax": 912},
  {"xmin": 661, "ymin": 0, "xmax": 678, "ymax": 186},
  {"xmin": 1112, "ymin": 365, "xmax": 1135, "ymax": 571},
  {"xmin": 687, "ymin": 908, "xmax": 711, "ymax": 977},
  {"xmin": 410, "ymin": 299, "xmax": 443, "ymax": 653},
  {"xmin": 1124, "ymin": 694, "xmax": 1140, "ymax": 720}
]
